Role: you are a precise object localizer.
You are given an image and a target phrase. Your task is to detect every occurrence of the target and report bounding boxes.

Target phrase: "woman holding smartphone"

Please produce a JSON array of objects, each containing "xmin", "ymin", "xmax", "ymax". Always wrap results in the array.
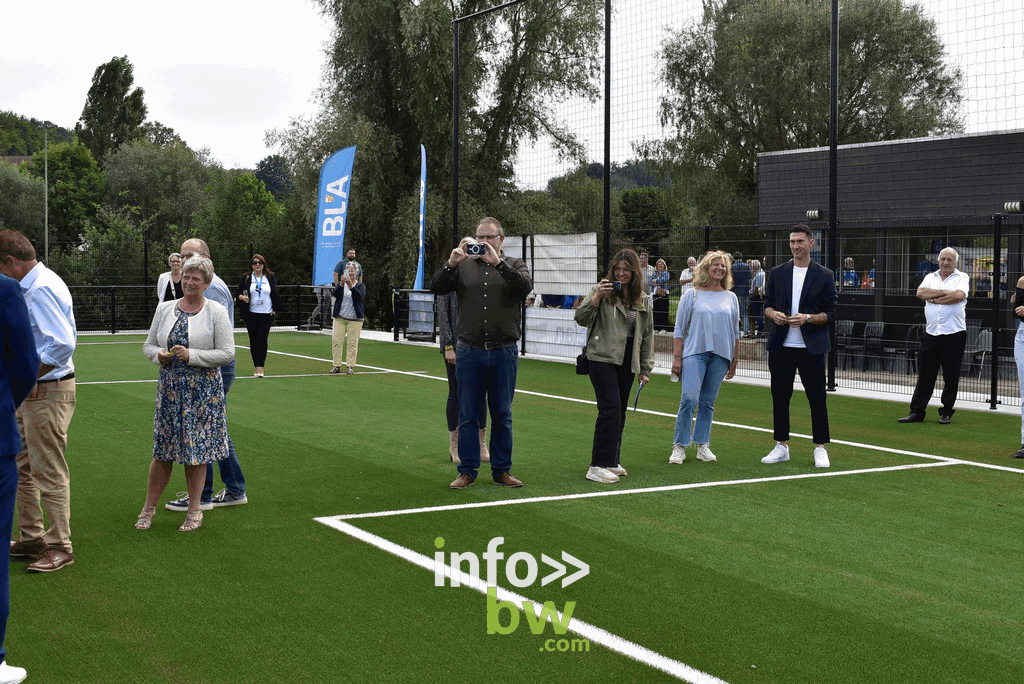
[{"xmin": 574, "ymin": 249, "xmax": 654, "ymax": 484}]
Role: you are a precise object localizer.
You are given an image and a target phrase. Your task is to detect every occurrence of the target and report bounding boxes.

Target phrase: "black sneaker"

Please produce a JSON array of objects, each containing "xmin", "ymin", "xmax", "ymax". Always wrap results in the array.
[
  {"xmin": 165, "ymin": 493, "xmax": 214, "ymax": 512},
  {"xmin": 1015, "ymin": 446, "xmax": 1024, "ymax": 459}
]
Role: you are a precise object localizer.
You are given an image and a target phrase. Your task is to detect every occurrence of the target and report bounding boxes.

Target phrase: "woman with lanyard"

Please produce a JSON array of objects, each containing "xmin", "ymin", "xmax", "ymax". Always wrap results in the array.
[
  {"xmin": 650, "ymin": 258, "xmax": 672, "ymax": 332},
  {"xmin": 156, "ymin": 253, "xmax": 184, "ymax": 302},
  {"xmin": 236, "ymin": 254, "xmax": 282, "ymax": 377}
]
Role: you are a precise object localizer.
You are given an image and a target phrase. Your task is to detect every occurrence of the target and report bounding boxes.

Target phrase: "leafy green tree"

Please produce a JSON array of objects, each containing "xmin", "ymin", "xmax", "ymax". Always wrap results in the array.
[
  {"xmin": 75, "ymin": 56, "xmax": 148, "ymax": 163},
  {"xmin": 658, "ymin": 0, "xmax": 963, "ymax": 209},
  {"xmin": 270, "ymin": 0, "xmax": 603, "ymax": 326},
  {"xmin": 619, "ymin": 187, "xmax": 672, "ymax": 251},
  {"xmin": 139, "ymin": 121, "xmax": 184, "ymax": 147},
  {"xmin": 254, "ymin": 154, "xmax": 292, "ymax": 200},
  {"xmin": 103, "ymin": 140, "xmax": 211, "ymax": 243},
  {"xmin": 24, "ymin": 142, "xmax": 105, "ymax": 245},
  {"xmin": 195, "ymin": 171, "xmax": 280, "ymax": 248},
  {"xmin": 0, "ymin": 161, "xmax": 45, "ymax": 239},
  {"xmin": 0, "ymin": 111, "xmax": 73, "ymax": 156}
]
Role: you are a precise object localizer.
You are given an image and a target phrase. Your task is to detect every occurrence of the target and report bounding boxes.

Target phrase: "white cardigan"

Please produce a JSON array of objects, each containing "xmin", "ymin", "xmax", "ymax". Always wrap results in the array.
[
  {"xmin": 156, "ymin": 271, "xmax": 178, "ymax": 303},
  {"xmin": 144, "ymin": 299, "xmax": 235, "ymax": 369}
]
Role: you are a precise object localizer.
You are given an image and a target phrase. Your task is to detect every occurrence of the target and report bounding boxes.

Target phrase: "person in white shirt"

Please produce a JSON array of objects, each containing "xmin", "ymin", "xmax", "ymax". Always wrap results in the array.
[
  {"xmin": 898, "ymin": 248, "xmax": 969, "ymax": 425},
  {"xmin": 639, "ymin": 252, "xmax": 655, "ymax": 295},
  {"xmin": 0, "ymin": 230, "xmax": 77, "ymax": 574},
  {"xmin": 748, "ymin": 260, "xmax": 765, "ymax": 336},
  {"xmin": 761, "ymin": 226, "xmax": 836, "ymax": 468},
  {"xmin": 678, "ymin": 256, "xmax": 697, "ymax": 293}
]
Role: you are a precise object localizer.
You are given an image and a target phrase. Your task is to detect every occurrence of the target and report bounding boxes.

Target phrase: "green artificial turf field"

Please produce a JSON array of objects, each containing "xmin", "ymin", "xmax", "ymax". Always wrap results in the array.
[{"xmin": 10, "ymin": 331, "xmax": 1024, "ymax": 683}]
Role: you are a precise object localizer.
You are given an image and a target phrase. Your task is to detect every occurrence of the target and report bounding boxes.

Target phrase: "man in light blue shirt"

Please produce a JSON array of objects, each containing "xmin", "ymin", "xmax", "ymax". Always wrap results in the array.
[
  {"xmin": 0, "ymin": 229, "xmax": 77, "ymax": 574},
  {"xmin": 164, "ymin": 239, "xmax": 249, "ymax": 513}
]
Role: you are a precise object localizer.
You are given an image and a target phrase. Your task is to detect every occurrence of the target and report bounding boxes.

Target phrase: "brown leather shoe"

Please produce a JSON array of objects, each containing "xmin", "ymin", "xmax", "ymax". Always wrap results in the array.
[
  {"xmin": 450, "ymin": 473, "xmax": 475, "ymax": 489},
  {"xmin": 26, "ymin": 548, "xmax": 74, "ymax": 573},
  {"xmin": 9, "ymin": 538, "xmax": 46, "ymax": 559},
  {"xmin": 493, "ymin": 472, "xmax": 523, "ymax": 488}
]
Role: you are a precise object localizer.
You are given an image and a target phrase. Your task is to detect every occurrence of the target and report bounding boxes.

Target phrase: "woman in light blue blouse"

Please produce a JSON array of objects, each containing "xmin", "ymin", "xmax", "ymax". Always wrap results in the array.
[{"xmin": 669, "ymin": 251, "xmax": 741, "ymax": 464}]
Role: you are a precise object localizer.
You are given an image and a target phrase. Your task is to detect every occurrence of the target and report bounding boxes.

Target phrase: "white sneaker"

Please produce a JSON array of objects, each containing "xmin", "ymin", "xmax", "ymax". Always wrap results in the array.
[
  {"xmin": 0, "ymin": 661, "xmax": 26, "ymax": 684},
  {"xmin": 813, "ymin": 446, "xmax": 830, "ymax": 468},
  {"xmin": 761, "ymin": 443, "xmax": 790, "ymax": 464},
  {"xmin": 585, "ymin": 466, "xmax": 619, "ymax": 483},
  {"xmin": 607, "ymin": 464, "xmax": 627, "ymax": 476},
  {"xmin": 669, "ymin": 444, "xmax": 687, "ymax": 464},
  {"xmin": 696, "ymin": 444, "xmax": 717, "ymax": 462}
]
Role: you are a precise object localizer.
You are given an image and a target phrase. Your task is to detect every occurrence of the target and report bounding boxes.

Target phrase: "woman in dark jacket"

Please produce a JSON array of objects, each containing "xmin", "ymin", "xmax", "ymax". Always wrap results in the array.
[
  {"xmin": 236, "ymin": 253, "xmax": 283, "ymax": 377},
  {"xmin": 437, "ymin": 238, "xmax": 488, "ymax": 464}
]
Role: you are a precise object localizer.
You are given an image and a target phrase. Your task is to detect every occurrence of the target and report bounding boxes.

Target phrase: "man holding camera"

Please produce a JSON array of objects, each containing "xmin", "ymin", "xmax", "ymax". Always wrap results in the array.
[{"xmin": 430, "ymin": 218, "xmax": 533, "ymax": 489}]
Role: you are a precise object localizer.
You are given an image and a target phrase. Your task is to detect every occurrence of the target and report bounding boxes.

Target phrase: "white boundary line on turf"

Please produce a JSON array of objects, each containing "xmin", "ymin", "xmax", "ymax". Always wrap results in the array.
[
  {"xmin": 315, "ymin": 517, "xmax": 729, "ymax": 684},
  {"xmin": 84, "ymin": 348, "xmax": 1024, "ymax": 475},
  {"xmin": 327, "ymin": 462, "xmax": 956, "ymax": 521}
]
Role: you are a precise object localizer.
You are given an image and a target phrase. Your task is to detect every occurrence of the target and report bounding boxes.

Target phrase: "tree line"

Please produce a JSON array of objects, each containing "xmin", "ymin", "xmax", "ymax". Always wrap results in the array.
[{"xmin": 1, "ymin": 1, "xmax": 963, "ymax": 329}]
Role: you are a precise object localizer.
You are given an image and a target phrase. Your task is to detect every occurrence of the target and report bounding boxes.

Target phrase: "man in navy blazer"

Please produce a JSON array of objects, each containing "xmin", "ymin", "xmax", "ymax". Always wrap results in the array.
[
  {"xmin": 0, "ymin": 272, "xmax": 40, "ymax": 684},
  {"xmin": 761, "ymin": 225, "xmax": 836, "ymax": 468}
]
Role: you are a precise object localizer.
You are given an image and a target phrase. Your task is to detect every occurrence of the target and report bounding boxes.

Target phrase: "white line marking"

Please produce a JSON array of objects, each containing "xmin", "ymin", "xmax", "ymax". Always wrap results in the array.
[
  {"xmin": 327, "ymin": 462, "xmax": 956, "ymax": 521},
  {"xmin": 78, "ymin": 348, "xmax": 1024, "ymax": 474},
  {"xmin": 315, "ymin": 517, "xmax": 730, "ymax": 684}
]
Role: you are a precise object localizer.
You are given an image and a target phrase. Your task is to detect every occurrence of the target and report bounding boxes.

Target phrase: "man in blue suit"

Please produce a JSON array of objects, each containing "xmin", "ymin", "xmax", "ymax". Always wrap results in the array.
[
  {"xmin": 0, "ymin": 272, "xmax": 40, "ymax": 684},
  {"xmin": 761, "ymin": 225, "xmax": 837, "ymax": 468}
]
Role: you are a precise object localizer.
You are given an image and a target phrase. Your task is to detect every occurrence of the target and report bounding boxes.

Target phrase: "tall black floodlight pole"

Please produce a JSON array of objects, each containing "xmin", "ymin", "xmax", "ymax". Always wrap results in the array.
[
  {"xmin": 452, "ymin": 0, "xmax": 529, "ymax": 250},
  {"xmin": 990, "ymin": 213, "xmax": 1003, "ymax": 409},
  {"xmin": 826, "ymin": 0, "xmax": 839, "ymax": 391},
  {"xmin": 602, "ymin": 0, "xmax": 611, "ymax": 273},
  {"xmin": 452, "ymin": 24, "xmax": 460, "ymax": 249}
]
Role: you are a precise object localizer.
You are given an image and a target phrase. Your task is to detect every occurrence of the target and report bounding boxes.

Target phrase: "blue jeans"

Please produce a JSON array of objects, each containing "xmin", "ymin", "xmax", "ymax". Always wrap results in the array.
[
  {"xmin": 1015, "ymin": 324, "xmax": 1024, "ymax": 444},
  {"xmin": 674, "ymin": 352, "xmax": 730, "ymax": 446},
  {"xmin": 0, "ymin": 456, "xmax": 15, "ymax": 663},
  {"xmin": 203, "ymin": 360, "xmax": 246, "ymax": 502},
  {"xmin": 734, "ymin": 292, "xmax": 749, "ymax": 333},
  {"xmin": 454, "ymin": 343, "xmax": 518, "ymax": 479}
]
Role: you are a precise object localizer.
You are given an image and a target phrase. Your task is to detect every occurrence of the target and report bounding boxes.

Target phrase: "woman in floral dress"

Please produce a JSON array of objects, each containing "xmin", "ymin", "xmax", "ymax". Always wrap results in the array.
[{"xmin": 137, "ymin": 256, "xmax": 235, "ymax": 532}]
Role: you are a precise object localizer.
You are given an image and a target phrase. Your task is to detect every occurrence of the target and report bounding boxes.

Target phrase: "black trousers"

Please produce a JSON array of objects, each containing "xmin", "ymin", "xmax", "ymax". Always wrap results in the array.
[
  {"xmin": 652, "ymin": 296, "xmax": 671, "ymax": 331},
  {"xmin": 587, "ymin": 337, "xmax": 635, "ymax": 468},
  {"xmin": 769, "ymin": 346, "xmax": 830, "ymax": 444},
  {"xmin": 244, "ymin": 312, "xmax": 274, "ymax": 366},
  {"xmin": 909, "ymin": 330, "xmax": 966, "ymax": 417},
  {"xmin": 444, "ymin": 357, "xmax": 486, "ymax": 432}
]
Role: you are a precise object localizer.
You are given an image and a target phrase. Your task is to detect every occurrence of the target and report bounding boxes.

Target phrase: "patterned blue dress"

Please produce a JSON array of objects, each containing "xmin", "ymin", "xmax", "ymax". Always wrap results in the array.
[{"xmin": 152, "ymin": 307, "xmax": 229, "ymax": 465}]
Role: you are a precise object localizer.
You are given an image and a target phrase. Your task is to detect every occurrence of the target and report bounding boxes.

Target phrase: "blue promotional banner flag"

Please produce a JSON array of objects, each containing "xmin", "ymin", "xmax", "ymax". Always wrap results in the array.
[
  {"xmin": 313, "ymin": 146, "xmax": 357, "ymax": 285},
  {"xmin": 413, "ymin": 144, "xmax": 427, "ymax": 290}
]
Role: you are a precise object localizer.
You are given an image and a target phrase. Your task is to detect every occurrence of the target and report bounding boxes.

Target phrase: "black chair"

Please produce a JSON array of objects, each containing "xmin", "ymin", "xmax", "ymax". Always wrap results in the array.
[
  {"xmin": 862, "ymin": 321, "xmax": 885, "ymax": 371},
  {"xmin": 902, "ymin": 324, "xmax": 924, "ymax": 374},
  {"xmin": 835, "ymin": 320, "xmax": 854, "ymax": 370},
  {"xmin": 968, "ymin": 329, "xmax": 992, "ymax": 377}
]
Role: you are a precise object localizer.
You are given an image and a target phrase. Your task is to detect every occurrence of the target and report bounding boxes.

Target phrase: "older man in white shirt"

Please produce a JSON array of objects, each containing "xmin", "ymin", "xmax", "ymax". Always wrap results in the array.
[
  {"xmin": 898, "ymin": 247, "xmax": 969, "ymax": 425},
  {"xmin": 0, "ymin": 230, "xmax": 77, "ymax": 574},
  {"xmin": 678, "ymin": 256, "xmax": 697, "ymax": 293}
]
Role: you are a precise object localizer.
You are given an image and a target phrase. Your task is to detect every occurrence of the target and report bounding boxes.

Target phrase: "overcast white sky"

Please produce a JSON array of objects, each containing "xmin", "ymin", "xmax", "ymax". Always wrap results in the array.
[
  {"xmin": 4, "ymin": 0, "xmax": 1021, "ymax": 179},
  {"xmin": 3, "ymin": 0, "xmax": 332, "ymax": 169}
]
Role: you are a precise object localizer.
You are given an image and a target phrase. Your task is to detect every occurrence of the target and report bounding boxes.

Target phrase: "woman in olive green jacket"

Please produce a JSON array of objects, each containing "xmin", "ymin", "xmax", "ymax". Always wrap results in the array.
[{"xmin": 574, "ymin": 249, "xmax": 655, "ymax": 484}]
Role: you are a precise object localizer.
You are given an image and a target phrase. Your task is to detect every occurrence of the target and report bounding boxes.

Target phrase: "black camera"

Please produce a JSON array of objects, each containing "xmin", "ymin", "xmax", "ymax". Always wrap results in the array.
[
  {"xmin": 466, "ymin": 243, "xmax": 487, "ymax": 256},
  {"xmin": 612, "ymin": 281, "xmax": 622, "ymax": 291}
]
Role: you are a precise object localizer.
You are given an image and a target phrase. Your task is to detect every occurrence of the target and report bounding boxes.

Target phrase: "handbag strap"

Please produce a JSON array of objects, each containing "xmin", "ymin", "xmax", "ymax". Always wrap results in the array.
[{"xmin": 681, "ymin": 287, "xmax": 697, "ymax": 341}]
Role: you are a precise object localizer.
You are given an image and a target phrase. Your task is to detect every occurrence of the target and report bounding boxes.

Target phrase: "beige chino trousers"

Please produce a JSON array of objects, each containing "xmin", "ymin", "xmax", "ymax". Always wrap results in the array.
[{"xmin": 15, "ymin": 377, "xmax": 76, "ymax": 552}]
